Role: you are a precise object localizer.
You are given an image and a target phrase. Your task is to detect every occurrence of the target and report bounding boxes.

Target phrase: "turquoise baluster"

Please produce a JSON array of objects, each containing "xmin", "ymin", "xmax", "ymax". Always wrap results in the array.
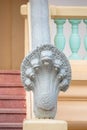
[
  {"xmin": 69, "ymin": 19, "xmax": 81, "ymax": 60},
  {"xmin": 83, "ymin": 20, "xmax": 87, "ymax": 60},
  {"xmin": 54, "ymin": 19, "xmax": 66, "ymax": 51}
]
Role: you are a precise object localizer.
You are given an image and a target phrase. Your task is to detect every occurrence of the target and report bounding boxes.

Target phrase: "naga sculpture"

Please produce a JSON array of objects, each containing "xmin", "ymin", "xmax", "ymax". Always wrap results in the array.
[
  {"xmin": 21, "ymin": 44, "xmax": 71, "ymax": 119},
  {"xmin": 21, "ymin": 0, "xmax": 71, "ymax": 119}
]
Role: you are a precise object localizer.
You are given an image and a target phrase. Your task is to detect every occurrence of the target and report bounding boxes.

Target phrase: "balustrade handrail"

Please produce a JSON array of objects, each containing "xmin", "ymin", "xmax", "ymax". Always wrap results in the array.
[
  {"xmin": 21, "ymin": 4, "xmax": 87, "ymax": 18},
  {"xmin": 50, "ymin": 6, "xmax": 87, "ymax": 19}
]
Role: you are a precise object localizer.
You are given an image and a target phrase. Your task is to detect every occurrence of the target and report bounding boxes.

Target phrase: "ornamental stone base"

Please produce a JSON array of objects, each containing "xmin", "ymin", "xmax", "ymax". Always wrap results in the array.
[{"xmin": 23, "ymin": 119, "xmax": 67, "ymax": 130}]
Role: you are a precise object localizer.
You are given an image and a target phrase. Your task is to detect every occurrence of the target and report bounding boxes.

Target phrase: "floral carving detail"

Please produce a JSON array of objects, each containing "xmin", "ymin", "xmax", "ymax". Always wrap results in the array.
[{"xmin": 21, "ymin": 44, "xmax": 71, "ymax": 119}]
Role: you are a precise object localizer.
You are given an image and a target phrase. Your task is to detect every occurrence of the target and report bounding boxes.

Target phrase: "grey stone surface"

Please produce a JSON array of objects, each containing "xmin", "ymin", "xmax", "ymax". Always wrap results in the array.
[
  {"xmin": 21, "ymin": 44, "xmax": 71, "ymax": 119},
  {"xmin": 30, "ymin": 0, "xmax": 50, "ymax": 49}
]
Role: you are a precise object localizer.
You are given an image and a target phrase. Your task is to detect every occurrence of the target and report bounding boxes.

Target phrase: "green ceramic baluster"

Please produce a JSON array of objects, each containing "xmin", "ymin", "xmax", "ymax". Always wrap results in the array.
[
  {"xmin": 69, "ymin": 19, "xmax": 81, "ymax": 59},
  {"xmin": 54, "ymin": 19, "xmax": 66, "ymax": 51},
  {"xmin": 83, "ymin": 20, "xmax": 87, "ymax": 60}
]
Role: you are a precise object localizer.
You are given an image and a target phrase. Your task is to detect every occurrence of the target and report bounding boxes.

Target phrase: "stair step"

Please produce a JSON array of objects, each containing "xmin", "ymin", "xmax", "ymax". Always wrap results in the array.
[
  {"xmin": 0, "ymin": 83, "xmax": 22, "ymax": 87},
  {"xmin": 0, "ymin": 99, "xmax": 25, "ymax": 108},
  {"xmin": 0, "ymin": 71, "xmax": 25, "ymax": 129},
  {"xmin": 0, "ymin": 95, "xmax": 25, "ymax": 100},
  {"xmin": 0, "ymin": 70, "xmax": 20, "ymax": 74},
  {"xmin": 0, "ymin": 108, "xmax": 26, "ymax": 113},
  {"xmin": 0, "ymin": 71, "xmax": 22, "ymax": 86},
  {"xmin": 0, "ymin": 123, "xmax": 22, "ymax": 130},
  {"xmin": 0, "ymin": 113, "xmax": 25, "ymax": 123},
  {"xmin": 0, "ymin": 123, "xmax": 22, "ymax": 128},
  {"xmin": 0, "ymin": 87, "xmax": 25, "ymax": 95}
]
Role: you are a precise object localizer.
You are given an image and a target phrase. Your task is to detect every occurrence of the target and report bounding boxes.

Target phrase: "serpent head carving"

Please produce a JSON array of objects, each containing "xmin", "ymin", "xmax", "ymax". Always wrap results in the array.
[{"xmin": 21, "ymin": 44, "xmax": 71, "ymax": 119}]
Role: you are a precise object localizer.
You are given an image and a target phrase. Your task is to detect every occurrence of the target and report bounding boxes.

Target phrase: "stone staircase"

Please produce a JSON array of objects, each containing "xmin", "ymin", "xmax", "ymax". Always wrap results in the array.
[{"xmin": 0, "ymin": 71, "xmax": 26, "ymax": 130}]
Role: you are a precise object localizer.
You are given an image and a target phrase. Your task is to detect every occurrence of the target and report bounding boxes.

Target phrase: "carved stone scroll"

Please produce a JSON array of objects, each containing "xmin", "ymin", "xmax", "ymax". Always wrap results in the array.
[{"xmin": 21, "ymin": 44, "xmax": 71, "ymax": 119}]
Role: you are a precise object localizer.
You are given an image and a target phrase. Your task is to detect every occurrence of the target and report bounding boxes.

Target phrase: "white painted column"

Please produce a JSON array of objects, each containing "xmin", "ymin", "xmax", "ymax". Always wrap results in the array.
[{"xmin": 30, "ymin": 0, "xmax": 51, "ymax": 49}]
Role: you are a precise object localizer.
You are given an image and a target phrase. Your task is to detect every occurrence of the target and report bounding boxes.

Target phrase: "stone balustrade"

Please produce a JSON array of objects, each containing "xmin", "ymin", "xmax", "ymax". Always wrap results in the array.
[{"xmin": 54, "ymin": 19, "xmax": 87, "ymax": 60}]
